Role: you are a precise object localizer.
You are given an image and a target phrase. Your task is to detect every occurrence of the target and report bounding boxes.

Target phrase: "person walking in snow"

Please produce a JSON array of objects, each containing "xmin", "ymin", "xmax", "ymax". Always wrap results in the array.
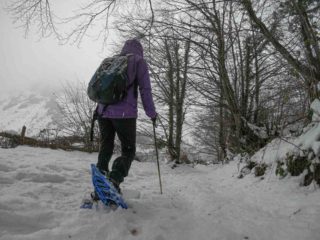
[{"xmin": 95, "ymin": 38, "xmax": 157, "ymax": 194}]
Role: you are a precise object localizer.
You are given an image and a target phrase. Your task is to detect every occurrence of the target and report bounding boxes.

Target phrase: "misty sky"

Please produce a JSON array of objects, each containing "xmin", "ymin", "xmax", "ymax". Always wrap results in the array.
[{"xmin": 0, "ymin": 1, "xmax": 119, "ymax": 95}]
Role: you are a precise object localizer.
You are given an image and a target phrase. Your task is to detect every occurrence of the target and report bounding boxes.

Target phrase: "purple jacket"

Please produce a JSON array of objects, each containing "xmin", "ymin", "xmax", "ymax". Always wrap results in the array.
[{"xmin": 97, "ymin": 39, "xmax": 156, "ymax": 119}]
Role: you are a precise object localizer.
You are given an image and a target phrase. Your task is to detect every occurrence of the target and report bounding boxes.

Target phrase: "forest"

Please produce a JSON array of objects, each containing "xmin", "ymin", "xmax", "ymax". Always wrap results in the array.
[
  {"xmin": 1, "ymin": 1, "xmax": 320, "ymax": 239},
  {"xmin": 5, "ymin": 0, "xmax": 320, "ymax": 164}
]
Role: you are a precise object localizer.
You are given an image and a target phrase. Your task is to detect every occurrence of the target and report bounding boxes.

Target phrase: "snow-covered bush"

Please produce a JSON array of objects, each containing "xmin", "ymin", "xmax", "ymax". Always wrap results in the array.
[
  {"xmin": 251, "ymin": 98, "xmax": 320, "ymax": 186},
  {"xmin": 233, "ymin": 153, "xmax": 259, "ymax": 178},
  {"xmin": 254, "ymin": 163, "xmax": 268, "ymax": 177},
  {"xmin": 287, "ymin": 152, "xmax": 310, "ymax": 176},
  {"xmin": 275, "ymin": 151, "xmax": 311, "ymax": 179},
  {"xmin": 274, "ymin": 150, "xmax": 320, "ymax": 187},
  {"xmin": 304, "ymin": 163, "xmax": 320, "ymax": 186}
]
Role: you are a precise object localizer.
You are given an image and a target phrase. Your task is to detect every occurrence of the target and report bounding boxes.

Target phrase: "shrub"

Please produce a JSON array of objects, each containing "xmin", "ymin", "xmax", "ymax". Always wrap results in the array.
[
  {"xmin": 180, "ymin": 152, "xmax": 191, "ymax": 164},
  {"xmin": 255, "ymin": 163, "xmax": 268, "ymax": 177},
  {"xmin": 275, "ymin": 161, "xmax": 287, "ymax": 178},
  {"xmin": 276, "ymin": 153, "xmax": 310, "ymax": 178},
  {"xmin": 304, "ymin": 163, "xmax": 320, "ymax": 186},
  {"xmin": 286, "ymin": 153, "xmax": 310, "ymax": 176},
  {"xmin": 0, "ymin": 136, "xmax": 18, "ymax": 149},
  {"xmin": 276, "ymin": 151, "xmax": 320, "ymax": 187},
  {"xmin": 315, "ymin": 164, "xmax": 320, "ymax": 185},
  {"xmin": 238, "ymin": 160, "xmax": 257, "ymax": 178}
]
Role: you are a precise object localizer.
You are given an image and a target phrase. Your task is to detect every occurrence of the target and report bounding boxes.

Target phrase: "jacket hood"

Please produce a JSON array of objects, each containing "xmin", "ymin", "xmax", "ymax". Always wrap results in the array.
[{"xmin": 120, "ymin": 39, "xmax": 144, "ymax": 57}]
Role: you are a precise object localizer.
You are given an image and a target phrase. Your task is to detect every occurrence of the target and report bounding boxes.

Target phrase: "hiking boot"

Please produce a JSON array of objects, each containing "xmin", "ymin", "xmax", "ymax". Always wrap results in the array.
[
  {"xmin": 98, "ymin": 168, "xmax": 109, "ymax": 177},
  {"xmin": 90, "ymin": 191, "xmax": 100, "ymax": 201},
  {"xmin": 108, "ymin": 178, "xmax": 122, "ymax": 195},
  {"xmin": 90, "ymin": 191, "xmax": 117, "ymax": 208}
]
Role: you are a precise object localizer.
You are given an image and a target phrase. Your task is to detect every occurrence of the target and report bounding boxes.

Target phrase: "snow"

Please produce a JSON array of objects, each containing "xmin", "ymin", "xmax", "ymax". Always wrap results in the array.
[
  {"xmin": 251, "ymin": 137, "xmax": 296, "ymax": 165},
  {"xmin": 311, "ymin": 99, "xmax": 320, "ymax": 122},
  {"xmin": 0, "ymin": 146, "xmax": 319, "ymax": 240},
  {"xmin": 245, "ymin": 120, "xmax": 268, "ymax": 139},
  {"xmin": 251, "ymin": 99, "xmax": 320, "ymax": 165},
  {"xmin": 0, "ymin": 92, "xmax": 59, "ymax": 137}
]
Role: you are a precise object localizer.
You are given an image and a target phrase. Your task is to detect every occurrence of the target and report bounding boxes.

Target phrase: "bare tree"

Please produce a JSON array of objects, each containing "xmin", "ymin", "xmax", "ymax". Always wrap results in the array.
[
  {"xmin": 55, "ymin": 81, "xmax": 99, "ymax": 150},
  {"xmin": 6, "ymin": 0, "xmax": 315, "ymax": 160},
  {"xmin": 152, "ymin": 33, "xmax": 192, "ymax": 163},
  {"xmin": 6, "ymin": 0, "xmax": 155, "ymax": 45},
  {"xmin": 114, "ymin": 8, "xmax": 196, "ymax": 162},
  {"xmin": 6, "ymin": 0, "xmax": 59, "ymax": 38},
  {"xmin": 241, "ymin": 0, "xmax": 320, "ymax": 102},
  {"xmin": 154, "ymin": 0, "xmax": 305, "ymax": 156}
]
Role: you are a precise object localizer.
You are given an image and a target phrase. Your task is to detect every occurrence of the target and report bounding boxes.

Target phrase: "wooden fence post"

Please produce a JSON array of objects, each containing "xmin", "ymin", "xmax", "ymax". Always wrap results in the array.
[{"xmin": 21, "ymin": 126, "xmax": 26, "ymax": 145}]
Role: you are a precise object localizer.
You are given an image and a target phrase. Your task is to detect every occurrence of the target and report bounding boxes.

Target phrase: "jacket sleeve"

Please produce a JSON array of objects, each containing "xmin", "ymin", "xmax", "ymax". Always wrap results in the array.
[{"xmin": 136, "ymin": 59, "xmax": 157, "ymax": 118}]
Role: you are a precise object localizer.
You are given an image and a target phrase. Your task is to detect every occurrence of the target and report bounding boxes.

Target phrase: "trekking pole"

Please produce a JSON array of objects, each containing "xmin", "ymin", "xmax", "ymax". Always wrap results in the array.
[{"xmin": 153, "ymin": 121, "xmax": 163, "ymax": 194}]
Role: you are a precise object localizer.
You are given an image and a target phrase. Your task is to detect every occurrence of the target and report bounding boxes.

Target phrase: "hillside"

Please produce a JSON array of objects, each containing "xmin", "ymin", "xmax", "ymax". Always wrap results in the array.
[{"xmin": 0, "ymin": 92, "xmax": 61, "ymax": 137}]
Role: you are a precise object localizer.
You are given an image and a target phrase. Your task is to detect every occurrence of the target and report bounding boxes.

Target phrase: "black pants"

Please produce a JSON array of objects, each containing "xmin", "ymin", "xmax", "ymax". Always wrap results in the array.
[{"xmin": 97, "ymin": 118, "xmax": 136, "ymax": 184}]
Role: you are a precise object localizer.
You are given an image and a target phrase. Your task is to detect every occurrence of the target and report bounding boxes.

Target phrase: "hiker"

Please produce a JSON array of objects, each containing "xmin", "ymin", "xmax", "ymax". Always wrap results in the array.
[{"xmin": 95, "ymin": 38, "xmax": 157, "ymax": 193}]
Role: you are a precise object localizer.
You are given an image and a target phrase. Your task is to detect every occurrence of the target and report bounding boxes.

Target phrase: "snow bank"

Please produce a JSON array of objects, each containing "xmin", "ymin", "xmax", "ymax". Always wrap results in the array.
[
  {"xmin": 251, "ymin": 99, "xmax": 320, "ymax": 162},
  {"xmin": 248, "ymin": 99, "xmax": 320, "ymax": 188},
  {"xmin": 311, "ymin": 98, "xmax": 320, "ymax": 122}
]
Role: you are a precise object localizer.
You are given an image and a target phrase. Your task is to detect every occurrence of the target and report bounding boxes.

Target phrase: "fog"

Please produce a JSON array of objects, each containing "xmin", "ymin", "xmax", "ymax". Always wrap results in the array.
[{"xmin": 0, "ymin": 3, "xmax": 118, "ymax": 95}]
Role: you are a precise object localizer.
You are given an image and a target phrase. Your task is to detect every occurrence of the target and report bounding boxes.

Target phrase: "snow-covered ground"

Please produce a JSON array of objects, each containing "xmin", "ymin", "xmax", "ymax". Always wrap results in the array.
[{"xmin": 0, "ymin": 146, "xmax": 319, "ymax": 240}]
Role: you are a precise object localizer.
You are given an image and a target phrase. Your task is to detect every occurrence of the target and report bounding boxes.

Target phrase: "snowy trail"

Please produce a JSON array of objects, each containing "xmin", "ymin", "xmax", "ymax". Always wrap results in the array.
[{"xmin": 0, "ymin": 147, "xmax": 319, "ymax": 240}]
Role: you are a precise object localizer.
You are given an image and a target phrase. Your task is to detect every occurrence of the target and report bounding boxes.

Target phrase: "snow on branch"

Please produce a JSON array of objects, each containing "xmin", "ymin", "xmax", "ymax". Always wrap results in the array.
[{"xmin": 241, "ymin": 117, "xmax": 268, "ymax": 139}]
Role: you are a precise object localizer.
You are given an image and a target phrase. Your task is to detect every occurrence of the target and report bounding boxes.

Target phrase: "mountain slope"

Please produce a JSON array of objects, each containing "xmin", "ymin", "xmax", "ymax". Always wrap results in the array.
[{"xmin": 0, "ymin": 91, "xmax": 60, "ymax": 137}]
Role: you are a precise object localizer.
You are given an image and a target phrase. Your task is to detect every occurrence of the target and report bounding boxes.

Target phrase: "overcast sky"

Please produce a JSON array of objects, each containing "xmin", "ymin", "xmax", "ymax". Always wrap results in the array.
[{"xmin": 0, "ymin": 1, "xmax": 119, "ymax": 95}]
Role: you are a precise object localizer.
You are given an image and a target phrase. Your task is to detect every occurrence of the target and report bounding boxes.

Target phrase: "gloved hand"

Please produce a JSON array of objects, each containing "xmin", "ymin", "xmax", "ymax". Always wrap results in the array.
[{"xmin": 151, "ymin": 113, "xmax": 158, "ymax": 126}]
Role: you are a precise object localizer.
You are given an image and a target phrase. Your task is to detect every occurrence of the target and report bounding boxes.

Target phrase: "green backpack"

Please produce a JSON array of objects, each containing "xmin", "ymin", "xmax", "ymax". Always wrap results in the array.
[{"xmin": 87, "ymin": 54, "xmax": 133, "ymax": 105}]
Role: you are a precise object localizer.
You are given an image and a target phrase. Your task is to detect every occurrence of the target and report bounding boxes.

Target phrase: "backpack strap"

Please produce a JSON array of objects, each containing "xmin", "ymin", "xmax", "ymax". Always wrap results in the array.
[
  {"xmin": 126, "ymin": 78, "xmax": 138, "ymax": 99},
  {"xmin": 133, "ymin": 78, "xmax": 138, "ymax": 99},
  {"xmin": 90, "ymin": 105, "xmax": 99, "ymax": 142},
  {"xmin": 125, "ymin": 53, "xmax": 138, "ymax": 99}
]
